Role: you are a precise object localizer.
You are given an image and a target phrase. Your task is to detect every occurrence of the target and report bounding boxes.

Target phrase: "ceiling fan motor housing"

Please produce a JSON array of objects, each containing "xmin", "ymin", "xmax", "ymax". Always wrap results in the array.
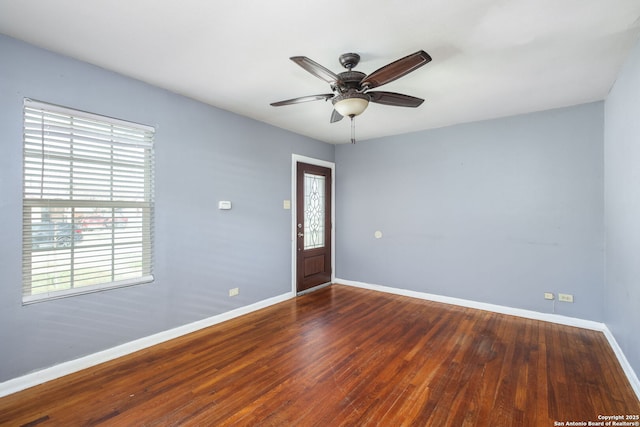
[{"xmin": 336, "ymin": 71, "xmax": 367, "ymax": 92}]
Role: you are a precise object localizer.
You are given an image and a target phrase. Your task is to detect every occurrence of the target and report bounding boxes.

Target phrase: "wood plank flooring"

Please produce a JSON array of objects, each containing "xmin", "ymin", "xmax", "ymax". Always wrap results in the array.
[{"xmin": 1, "ymin": 284, "xmax": 638, "ymax": 426}]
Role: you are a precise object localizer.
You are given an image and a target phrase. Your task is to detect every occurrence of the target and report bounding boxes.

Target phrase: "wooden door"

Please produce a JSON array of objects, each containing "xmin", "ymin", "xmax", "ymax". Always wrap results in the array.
[{"xmin": 296, "ymin": 162, "xmax": 332, "ymax": 293}]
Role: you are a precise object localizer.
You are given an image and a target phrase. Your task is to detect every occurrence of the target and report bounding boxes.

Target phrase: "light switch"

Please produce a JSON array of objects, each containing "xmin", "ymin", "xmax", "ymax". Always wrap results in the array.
[
  {"xmin": 218, "ymin": 201, "xmax": 232, "ymax": 210},
  {"xmin": 283, "ymin": 200, "xmax": 291, "ymax": 210}
]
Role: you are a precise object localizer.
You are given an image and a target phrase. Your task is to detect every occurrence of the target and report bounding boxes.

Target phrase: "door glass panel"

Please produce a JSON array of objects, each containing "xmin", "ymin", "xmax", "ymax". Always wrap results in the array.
[{"xmin": 304, "ymin": 173, "xmax": 325, "ymax": 250}]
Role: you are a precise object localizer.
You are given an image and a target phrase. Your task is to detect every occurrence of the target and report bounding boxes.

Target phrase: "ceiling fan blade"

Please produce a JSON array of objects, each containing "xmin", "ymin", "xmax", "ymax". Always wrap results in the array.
[
  {"xmin": 270, "ymin": 94, "xmax": 334, "ymax": 107},
  {"xmin": 361, "ymin": 50, "xmax": 432, "ymax": 89},
  {"xmin": 330, "ymin": 109, "xmax": 344, "ymax": 123},
  {"xmin": 368, "ymin": 91, "xmax": 424, "ymax": 107},
  {"xmin": 290, "ymin": 56, "xmax": 339, "ymax": 84}
]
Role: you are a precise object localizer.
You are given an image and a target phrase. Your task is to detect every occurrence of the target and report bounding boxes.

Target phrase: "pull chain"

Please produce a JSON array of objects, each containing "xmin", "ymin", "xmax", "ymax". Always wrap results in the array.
[{"xmin": 350, "ymin": 115, "xmax": 356, "ymax": 144}]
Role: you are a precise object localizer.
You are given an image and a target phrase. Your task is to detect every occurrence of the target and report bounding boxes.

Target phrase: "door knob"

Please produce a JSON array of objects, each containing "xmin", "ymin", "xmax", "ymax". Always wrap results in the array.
[{"xmin": 297, "ymin": 232, "xmax": 304, "ymax": 238}]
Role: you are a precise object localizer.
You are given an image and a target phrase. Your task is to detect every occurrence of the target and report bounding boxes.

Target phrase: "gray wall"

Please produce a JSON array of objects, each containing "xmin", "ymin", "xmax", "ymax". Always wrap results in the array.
[
  {"xmin": 335, "ymin": 103, "xmax": 605, "ymax": 321},
  {"xmin": 604, "ymin": 37, "xmax": 640, "ymax": 377},
  {"xmin": 0, "ymin": 35, "xmax": 333, "ymax": 382}
]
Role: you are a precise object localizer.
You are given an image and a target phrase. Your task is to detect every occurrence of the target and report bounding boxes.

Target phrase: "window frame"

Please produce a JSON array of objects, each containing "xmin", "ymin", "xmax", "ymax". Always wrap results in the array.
[{"xmin": 22, "ymin": 99, "xmax": 155, "ymax": 304}]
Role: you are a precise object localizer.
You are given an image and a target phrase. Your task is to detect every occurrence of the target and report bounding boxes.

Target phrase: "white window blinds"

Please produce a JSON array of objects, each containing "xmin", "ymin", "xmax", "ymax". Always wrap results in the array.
[{"xmin": 22, "ymin": 99, "xmax": 155, "ymax": 303}]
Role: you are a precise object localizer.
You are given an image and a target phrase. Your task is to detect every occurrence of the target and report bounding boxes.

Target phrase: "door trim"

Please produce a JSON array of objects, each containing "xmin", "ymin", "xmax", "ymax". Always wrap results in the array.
[{"xmin": 291, "ymin": 154, "xmax": 335, "ymax": 295}]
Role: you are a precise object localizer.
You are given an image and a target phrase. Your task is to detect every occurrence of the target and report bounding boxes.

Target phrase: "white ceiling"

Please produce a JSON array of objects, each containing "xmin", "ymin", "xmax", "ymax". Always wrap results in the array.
[{"xmin": 1, "ymin": 0, "xmax": 640, "ymax": 144}]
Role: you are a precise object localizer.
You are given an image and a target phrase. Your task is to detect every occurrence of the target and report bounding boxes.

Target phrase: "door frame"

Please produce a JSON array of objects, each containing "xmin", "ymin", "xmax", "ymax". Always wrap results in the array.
[{"xmin": 291, "ymin": 154, "xmax": 335, "ymax": 295}]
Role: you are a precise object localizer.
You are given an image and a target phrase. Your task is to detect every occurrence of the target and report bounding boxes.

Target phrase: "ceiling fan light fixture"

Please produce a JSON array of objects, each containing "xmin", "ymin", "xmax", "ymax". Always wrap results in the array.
[{"xmin": 332, "ymin": 94, "xmax": 369, "ymax": 117}]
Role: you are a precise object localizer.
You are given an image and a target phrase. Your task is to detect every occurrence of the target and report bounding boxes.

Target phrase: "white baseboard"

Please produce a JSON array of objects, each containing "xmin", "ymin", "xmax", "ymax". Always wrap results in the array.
[
  {"xmin": 601, "ymin": 327, "xmax": 640, "ymax": 400},
  {"xmin": 0, "ymin": 292, "xmax": 294, "ymax": 398},
  {"xmin": 337, "ymin": 278, "xmax": 640, "ymax": 400},
  {"xmin": 337, "ymin": 279, "xmax": 604, "ymax": 329}
]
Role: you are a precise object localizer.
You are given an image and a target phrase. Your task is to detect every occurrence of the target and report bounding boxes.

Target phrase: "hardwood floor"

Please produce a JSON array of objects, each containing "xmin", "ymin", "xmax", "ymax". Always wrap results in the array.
[{"xmin": 1, "ymin": 285, "xmax": 638, "ymax": 426}]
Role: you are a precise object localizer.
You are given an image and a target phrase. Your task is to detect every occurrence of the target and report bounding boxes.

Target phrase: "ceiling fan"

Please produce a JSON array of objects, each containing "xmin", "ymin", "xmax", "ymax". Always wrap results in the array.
[{"xmin": 271, "ymin": 50, "xmax": 432, "ymax": 142}]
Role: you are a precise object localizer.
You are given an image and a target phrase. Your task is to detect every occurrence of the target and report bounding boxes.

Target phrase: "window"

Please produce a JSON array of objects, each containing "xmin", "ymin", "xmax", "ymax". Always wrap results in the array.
[
  {"xmin": 303, "ymin": 172, "xmax": 326, "ymax": 249},
  {"xmin": 22, "ymin": 99, "xmax": 155, "ymax": 303}
]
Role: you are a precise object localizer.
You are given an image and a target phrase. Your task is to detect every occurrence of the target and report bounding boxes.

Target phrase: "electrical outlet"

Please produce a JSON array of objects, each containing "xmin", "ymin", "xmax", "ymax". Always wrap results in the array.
[
  {"xmin": 558, "ymin": 293, "xmax": 574, "ymax": 303},
  {"xmin": 229, "ymin": 287, "xmax": 239, "ymax": 297},
  {"xmin": 544, "ymin": 292, "xmax": 554, "ymax": 300}
]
